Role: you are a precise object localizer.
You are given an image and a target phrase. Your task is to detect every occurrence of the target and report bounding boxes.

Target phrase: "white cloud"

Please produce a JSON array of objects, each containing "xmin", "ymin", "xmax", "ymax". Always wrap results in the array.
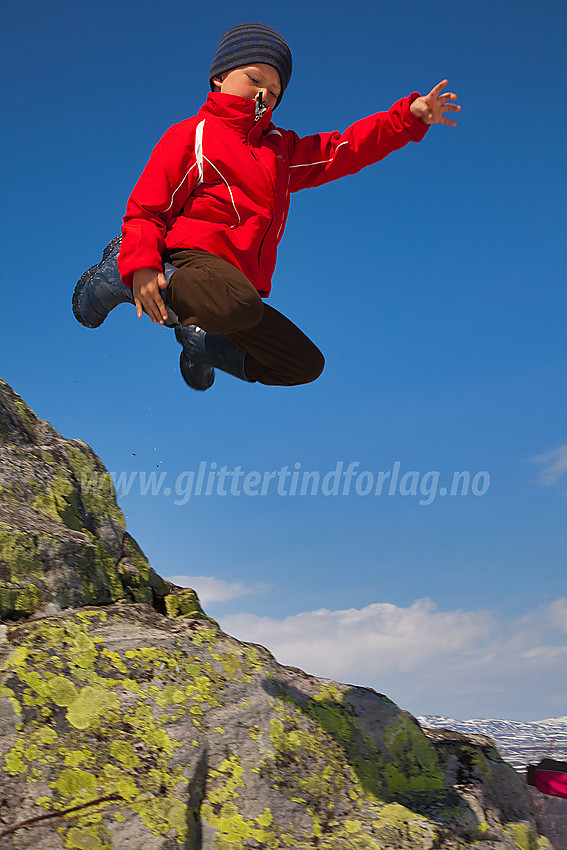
[
  {"xmin": 219, "ymin": 598, "xmax": 567, "ymax": 720},
  {"xmin": 547, "ymin": 598, "xmax": 567, "ymax": 634},
  {"xmin": 223, "ymin": 599, "xmax": 496, "ymax": 674},
  {"xmin": 531, "ymin": 444, "xmax": 567, "ymax": 486},
  {"xmin": 164, "ymin": 574, "xmax": 269, "ymax": 605}
]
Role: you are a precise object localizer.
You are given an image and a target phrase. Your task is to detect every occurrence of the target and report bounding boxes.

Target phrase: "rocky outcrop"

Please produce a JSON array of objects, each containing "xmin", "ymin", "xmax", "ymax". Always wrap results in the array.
[
  {"xmin": 0, "ymin": 378, "xmax": 552, "ymax": 849},
  {"xmin": 0, "ymin": 378, "xmax": 211, "ymax": 625}
]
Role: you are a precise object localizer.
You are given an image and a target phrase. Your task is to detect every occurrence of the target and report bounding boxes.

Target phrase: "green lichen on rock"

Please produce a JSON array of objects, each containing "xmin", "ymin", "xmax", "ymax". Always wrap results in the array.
[
  {"xmin": 292, "ymin": 683, "xmax": 445, "ymax": 808},
  {"xmin": 260, "ymin": 690, "xmax": 443, "ymax": 847},
  {"xmin": 117, "ymin": 533, "xmax": 164, "ymax": 606},
  {"xmin": 33, "ymin": 472, "xmax": 83, "ymax": 531},
  {"xmin": 119, "ymin": 534, "xmax": 150, "ymax": 582},
  {"xmin": 0, "ymin": 611, "xmax": 200, "ymax": 844},
  {"xmin": 165, "ymin": 587, "xmax": 219, "ymax": 627},
  {"xmin": 0, "ymin": 579, "xmax": 43, "ymax": 619},
  {"xmin": 78, "ymin": 532, "xmax": 127, "ymax": 605},
  {"xmin": 0, "ymin": 378, "xmax": 199, "ymax": 621},
  {"xmin": 504, "ymin": 822, "xmax": 549, "ymax": 850},
  {"xmin": 64, "ymin": 442, "xmax": 125, "ymax": 534},
  {"xmin": 0, "ymin": 603, "xmax": 548, "ymax": 849},
  {"xmin": 0, "ymin": 525, "xmax": 47, "ymax": 617},
  {"xmin": 382, "ymin": 714, "xmax": 445, "ymax": 797},
  {"xmin": 12, "ymin": 395, "xmax": 38, "ymax": 436},
  {"xmin": 1, "ymin": 605, "xmax": 318, "ymax": 847},
  {"xmin": 0, "ymin": 524, "xmax": 43, "ymax": 581},
  {"xmin": 201, "ymin": 755, "xmax": 281, "ymax": 849},
  {"xmin": 0, "ymin": 378, "xmax": 550, "ymax": 849}
]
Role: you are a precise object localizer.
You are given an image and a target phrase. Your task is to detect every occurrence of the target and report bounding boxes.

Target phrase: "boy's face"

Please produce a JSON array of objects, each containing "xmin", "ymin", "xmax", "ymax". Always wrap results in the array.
[{"xmin": 212, "ymin": 64, "xmax": 281, "ymax": 111}]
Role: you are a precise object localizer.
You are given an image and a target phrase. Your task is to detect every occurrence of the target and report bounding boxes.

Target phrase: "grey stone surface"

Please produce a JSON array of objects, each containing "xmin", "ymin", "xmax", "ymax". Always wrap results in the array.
[{"xmin": 0, "ymin": 378, "xmax": 553, "ymax": 849}]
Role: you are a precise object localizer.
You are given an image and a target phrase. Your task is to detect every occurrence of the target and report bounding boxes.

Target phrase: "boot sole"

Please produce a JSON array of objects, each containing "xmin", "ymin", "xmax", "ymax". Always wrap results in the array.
[
  {"xmin": 72, "ymin": 235, "xmax": 123, "ymax": 329},
  {"xmin": 179, "ymin": 351, "xmax": 215, "ymax": 391}
]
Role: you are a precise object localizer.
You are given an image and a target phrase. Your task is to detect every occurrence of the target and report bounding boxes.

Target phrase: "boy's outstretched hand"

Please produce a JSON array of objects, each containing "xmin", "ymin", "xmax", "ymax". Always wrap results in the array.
[
  {"xmin": 410, "ymin": 80, "xmax": 460, "ymax": 126},
  {"xmin": 132, "ymin": 268, "xmax": 170, "ymax": 325}
]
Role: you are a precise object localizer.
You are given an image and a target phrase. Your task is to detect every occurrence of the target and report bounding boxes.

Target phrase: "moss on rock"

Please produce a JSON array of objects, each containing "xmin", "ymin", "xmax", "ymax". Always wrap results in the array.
[
  {"xmin": 165, "ymin": 587, "xmax": 219, "ymax": 627},
  {"xmin": 0, "ymin": 604, "xmax": 548, "ymax": 849},
  {"xmin": 0, "ymin": 379, "xmax": 199, "ymax": 621},
  {"xmin": 64, "ymin": 442, "xmax": 125, "ymax": 534},
  {"xmin": 0, "ymin": 378, "xmax": 549, "ymax": 849}
]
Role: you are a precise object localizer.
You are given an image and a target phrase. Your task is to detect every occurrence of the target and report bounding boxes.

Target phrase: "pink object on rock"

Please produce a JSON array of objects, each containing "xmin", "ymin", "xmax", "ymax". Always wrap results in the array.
[{"xmin": 527, "ymin": 758, "xmax": 567, "ymax": 799}]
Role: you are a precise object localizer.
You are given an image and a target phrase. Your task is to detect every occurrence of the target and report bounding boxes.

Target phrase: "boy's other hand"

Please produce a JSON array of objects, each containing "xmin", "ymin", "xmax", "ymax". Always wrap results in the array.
[
  {"xmin": 410, "ymin": 80, "xmax": 460, "ymax": 126},
  {"xmin": 132, "ymin": 268, "xmax": 169, "ymax": 324}
]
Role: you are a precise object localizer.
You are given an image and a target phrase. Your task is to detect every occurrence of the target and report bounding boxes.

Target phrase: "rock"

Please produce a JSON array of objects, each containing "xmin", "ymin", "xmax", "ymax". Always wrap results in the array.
[
  {"xmin": 0, "ymin": 378, "xmax": 214, "ymax": 626},
  {"xmin": 0, "ymin": 378, "xmax": 552, "ymax": 849}
]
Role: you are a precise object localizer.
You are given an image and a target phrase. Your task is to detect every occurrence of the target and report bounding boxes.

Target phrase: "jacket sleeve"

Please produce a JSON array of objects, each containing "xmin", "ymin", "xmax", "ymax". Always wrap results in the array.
[
  {"xmin": 118, "ymin": 121, "xmax": 200, "ymax": 287},
  {"xmin": 286, "ymin": 94, "xmax": 428, "ymax": 194}
]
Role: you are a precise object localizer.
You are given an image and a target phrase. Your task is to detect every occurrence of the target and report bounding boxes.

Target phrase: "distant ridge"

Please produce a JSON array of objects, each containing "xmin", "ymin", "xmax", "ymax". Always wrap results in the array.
[{"xmin": 417, "ymin": 716, "xmax": 567, "ymax": 772}]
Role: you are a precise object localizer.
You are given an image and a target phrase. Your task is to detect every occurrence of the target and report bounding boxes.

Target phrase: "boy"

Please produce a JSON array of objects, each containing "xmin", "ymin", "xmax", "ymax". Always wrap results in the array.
[{"xmin": 73, "ymin": 23, "xmax": 460, "ymax": 391}]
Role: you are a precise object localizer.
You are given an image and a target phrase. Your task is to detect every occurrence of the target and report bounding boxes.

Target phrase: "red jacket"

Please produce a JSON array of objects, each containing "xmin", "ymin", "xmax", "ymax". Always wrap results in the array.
[{"xmin": 118, "ymin": 92, "xmax": 428, "ymax": 295}]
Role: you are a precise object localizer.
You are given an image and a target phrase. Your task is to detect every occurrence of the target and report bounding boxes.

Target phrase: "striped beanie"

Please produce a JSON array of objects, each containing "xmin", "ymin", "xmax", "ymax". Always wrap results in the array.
[{"xmin": 209, "ymin": 23, "xmax": 292, "ymax": 107}]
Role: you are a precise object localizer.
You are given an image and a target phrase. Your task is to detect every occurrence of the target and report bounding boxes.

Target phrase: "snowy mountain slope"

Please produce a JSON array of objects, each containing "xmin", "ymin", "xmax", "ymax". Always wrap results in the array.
[{"xmin": 417, "ymin": 716, "xmax": 567, "ymax": 772}]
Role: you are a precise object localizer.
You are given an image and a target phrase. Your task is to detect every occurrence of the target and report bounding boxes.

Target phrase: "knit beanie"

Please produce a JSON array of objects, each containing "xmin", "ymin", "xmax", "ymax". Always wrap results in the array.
[{"xmin": 209, "ymin": 23, "xmax": 292, "ymax": 107}]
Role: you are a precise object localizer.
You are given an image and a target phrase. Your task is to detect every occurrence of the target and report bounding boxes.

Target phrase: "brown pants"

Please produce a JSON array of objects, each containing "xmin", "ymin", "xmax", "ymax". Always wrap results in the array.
[{"xmin": 166, "ymin": 249, "xmax": 324, "ymax": 386}]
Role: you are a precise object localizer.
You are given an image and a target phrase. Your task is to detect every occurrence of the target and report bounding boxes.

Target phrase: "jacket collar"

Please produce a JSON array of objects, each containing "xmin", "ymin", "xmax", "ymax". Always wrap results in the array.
[{"xmin": 199, "ymin": 92, "xmax": 274, "ymax": 140}]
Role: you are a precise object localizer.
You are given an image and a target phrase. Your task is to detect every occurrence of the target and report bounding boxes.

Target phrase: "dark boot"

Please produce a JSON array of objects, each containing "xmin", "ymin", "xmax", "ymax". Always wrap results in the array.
[
  {"xmin": 174, "ymin": 325, "xmax": 255, "ymax": 391},
  {"xmin": 72, "ymin": 236, "xmax": 178, "ymax": 328}
]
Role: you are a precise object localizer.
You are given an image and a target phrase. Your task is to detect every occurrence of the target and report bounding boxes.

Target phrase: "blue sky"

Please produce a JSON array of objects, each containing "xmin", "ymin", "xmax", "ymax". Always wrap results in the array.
[{"xmin": 1, "ymin": 0, "xmax": 565, "ymax": 721}]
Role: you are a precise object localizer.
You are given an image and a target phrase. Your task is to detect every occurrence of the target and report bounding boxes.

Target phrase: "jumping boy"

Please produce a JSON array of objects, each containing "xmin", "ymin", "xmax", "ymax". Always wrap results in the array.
[{"xmin": 73, "ymin": 23, "xmax": 460, "ymax": 390}]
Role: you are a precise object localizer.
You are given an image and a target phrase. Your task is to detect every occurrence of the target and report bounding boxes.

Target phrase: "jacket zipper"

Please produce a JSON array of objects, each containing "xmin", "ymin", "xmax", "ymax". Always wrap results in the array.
[
  {"xmin": 246, "ymin": 116, "xmax": 280, "ymax": 276},
  {"xmin": 254, "ymin": 92, "xmax": 267, "ymax": 121}
]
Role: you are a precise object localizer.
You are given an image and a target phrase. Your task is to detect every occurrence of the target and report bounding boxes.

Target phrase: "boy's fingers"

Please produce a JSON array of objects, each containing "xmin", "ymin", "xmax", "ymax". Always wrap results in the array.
[
  {"xmin": 133, "ymin": 272, "xmax": 168, "ymax": 323},
  {"xmin": 155, "ymin": 297, "xmax": 167, "ymax": 323},
  {"xmin": 432, "ymin": 79, "xmax": 449, "ymax": 94},
  {"xmin": 156, "ymin": 274, "xmax": 169, "ymax": 321},
  {"xmin": 138, "ymin": 282, "xmax": 165, "ymax": 324},
  {"xmin": 152, "ymin": 295, "xmax": 168, "ymax": 324},
  {"xmin": 147, "ymin": 297, "xmax": 165, "ymax": 324}
]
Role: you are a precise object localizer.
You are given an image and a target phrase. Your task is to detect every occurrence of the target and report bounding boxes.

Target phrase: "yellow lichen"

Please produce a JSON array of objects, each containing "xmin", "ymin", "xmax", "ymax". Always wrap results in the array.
[{"xmin": 505, "ymin": 822, "xmax": 540, "ymax": 850}]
